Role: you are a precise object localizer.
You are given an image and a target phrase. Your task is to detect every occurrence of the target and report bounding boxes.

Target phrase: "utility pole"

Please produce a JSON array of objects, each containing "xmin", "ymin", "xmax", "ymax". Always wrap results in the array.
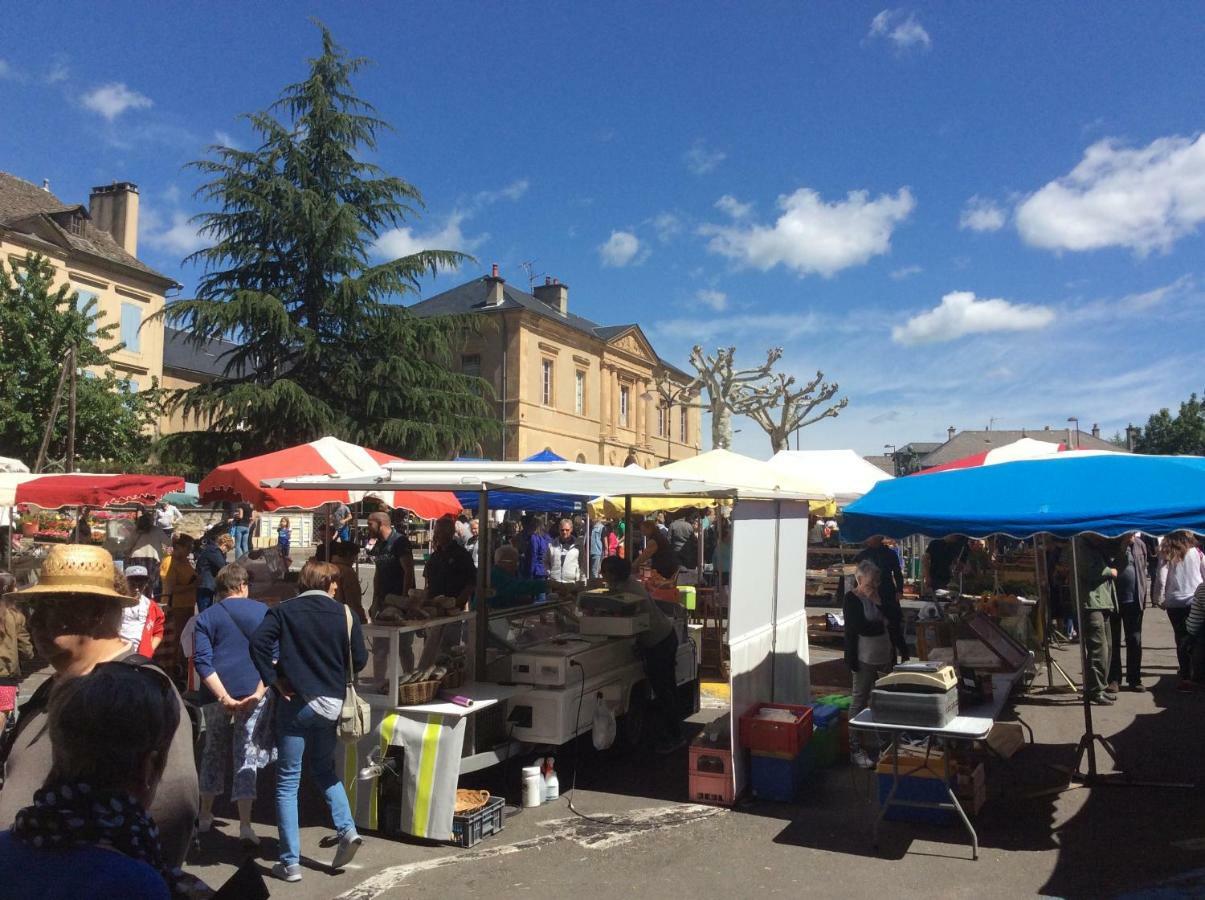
[{"xmin": 65, "ymin": 347, "xmax": 77, "ymax": 473}]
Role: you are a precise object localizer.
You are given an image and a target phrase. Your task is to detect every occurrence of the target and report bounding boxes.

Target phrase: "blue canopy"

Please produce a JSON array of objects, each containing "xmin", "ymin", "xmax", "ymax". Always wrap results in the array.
[
  {"xmin": 841, "ymin": 454, "xmax": 1205, "ymax": 541},
  {"xmin": 454, "ymin": 450, "xmax": 581, "ymax": 512}
]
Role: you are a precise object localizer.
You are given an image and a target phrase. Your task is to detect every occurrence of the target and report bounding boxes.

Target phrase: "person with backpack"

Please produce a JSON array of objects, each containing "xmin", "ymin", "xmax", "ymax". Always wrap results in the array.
[
  {"xmin": 192, "ymin": 563, "xmax": 270, "ymax": 848},
  {"xmin": 0, "ymin": 544, "xmax": 198, "ymax": 871}
]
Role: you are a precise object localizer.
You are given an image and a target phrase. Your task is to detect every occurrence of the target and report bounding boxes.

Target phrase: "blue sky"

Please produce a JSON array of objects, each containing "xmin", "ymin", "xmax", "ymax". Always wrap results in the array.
[{"xmin": 3, "ymin": 3, "xmax": 1204, "ymax": 458}]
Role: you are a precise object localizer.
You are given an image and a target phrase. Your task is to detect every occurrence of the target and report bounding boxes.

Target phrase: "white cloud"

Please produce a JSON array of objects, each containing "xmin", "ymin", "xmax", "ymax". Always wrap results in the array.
[
  {"xmin": 684, "ymin": 140, "xmax": 726, "ymax": 175},
  {"xmin": 81, "ymin": 82, "xmax": 152, "ymax": 121},
  {"xmin": 652, "ymin": 212, "xmax": 683, "ymax": 243},
  {"xmin": 696, "ymin": 289, "xmax": 728, "ymax": 312},
  {"xmin": 868, "ymin": 9, "xmax": 931, "ymax": 51},
  {"xmin": 715, "ymin": 194, "xmax": 753, "ymax": 220},
  {"xmin": 373, "ymin": 213, "xmax": 485, "ymax": 262},
  {"xmin": 45, "ymin": 57, "xmax": 69, "ymax": 84},
  {"xmin": 140, "ymin": 207, "xmax": 208, "ymax": 256},
  {"xmin": 890, "ymin": 264, "xmax": 923, "ymax": 280},
  {"xmin": 959, "ymin": 195, "xmax": 1007, "ymax": 232},
  {"xmin": 0, "ymin": 59, "xmax": 22, "ymax": 81},
  {"xmin": 472, "ymin": 178, "xmax": 529, "ymax": 206},
  {"xmin": 652, "ymin": 312, "xmax": 821, "ymax": 344},
  {"xmin": 892, "ymin": 290, "xmax": 1055, "ymax": 345},
  {"xmin": 598, "ymin": 230, "xmax": 643, "ymax": 267},
  {"xmin": 700, "ymin": 186, "xmax": 915, "ymax": 277},
  {"xmin": 213, "ymin": 130, "xmax": 240, "ymax": 150},
  {"xmin": 1015, "ymin": 134, "xmax": 1205, "ymax": 255}
]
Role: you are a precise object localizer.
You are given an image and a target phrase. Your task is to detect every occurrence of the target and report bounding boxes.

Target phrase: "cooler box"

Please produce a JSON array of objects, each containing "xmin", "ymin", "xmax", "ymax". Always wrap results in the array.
[
  {"xmin": 740, "ymin": 703, "xmax": 813, "ymax": 757},
  {"xmin": 869, "ymin": 687, "xmax": 959, "ymax": 728},
  {"xmin": 750, "ymin": 750, "xmax": 812, "ymax": 802}
]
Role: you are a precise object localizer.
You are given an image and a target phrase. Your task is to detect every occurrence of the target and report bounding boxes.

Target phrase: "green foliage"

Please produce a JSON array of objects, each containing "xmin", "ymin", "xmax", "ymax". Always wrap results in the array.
[
  {"xmin": 0, "ymin": 253, "xmax": 159, "ymax": 469},
  {"xmin": 1133, "ymin": 393, "xmax": 1205, "ymax": 455},
  {"xmin": 164, "ymin": 23, "xmax": 497, "ymax": 458}
]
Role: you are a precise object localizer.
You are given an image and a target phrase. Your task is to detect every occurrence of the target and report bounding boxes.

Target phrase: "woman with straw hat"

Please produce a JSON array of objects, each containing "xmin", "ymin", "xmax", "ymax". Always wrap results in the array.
[{"xmin": 0, "ymin": 544, "xmax": 199, "ymax": 870}]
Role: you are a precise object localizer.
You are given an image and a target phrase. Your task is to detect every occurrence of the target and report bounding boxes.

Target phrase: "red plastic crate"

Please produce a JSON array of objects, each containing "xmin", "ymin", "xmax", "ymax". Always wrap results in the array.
[
  {"xmin": 689, "ymin": 743, "xmax": 733, "ymax": 778},
  {"xmin": 739, "ymin": 703, "xmax": 814, "ymax": 757},
  {"xmin": 689, "ymin": 769, "xmax": 736, "ymax": 806}
]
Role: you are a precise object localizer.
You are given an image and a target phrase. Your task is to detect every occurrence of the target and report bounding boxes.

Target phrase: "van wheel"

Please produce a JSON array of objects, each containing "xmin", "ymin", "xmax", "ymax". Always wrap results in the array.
[{"xmin": 616, "ymin": 684, "xmax": 650, "ymax": 751}]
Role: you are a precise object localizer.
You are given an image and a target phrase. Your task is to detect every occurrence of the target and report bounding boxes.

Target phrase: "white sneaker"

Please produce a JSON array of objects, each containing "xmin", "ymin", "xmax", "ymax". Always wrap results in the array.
[
  {"xmin": 331, "ymin": 830, "xmax": 363, "ymax": 869},
  {"xmin": 239, "ymin": 823, "xmax": 259, "ymax": 847},
  {"xmin": 272, "ymin": 862, "xmax": 302, "ymax": 882},
  {"xmin": 850, "ymin": 750, "xmax": 876, "ymax": 769}
]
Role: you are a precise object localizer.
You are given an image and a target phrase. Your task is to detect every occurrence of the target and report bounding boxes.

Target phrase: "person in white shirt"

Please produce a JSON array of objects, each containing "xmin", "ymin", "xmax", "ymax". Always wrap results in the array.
[
  {"xmin": 155, "ymin": 501, "xmax": 182, "ymax": 539},
  {"xmin": 1156, "ymin": 531, "xmax": 1205, "ymax": 688},
  {"xmin": 546, "ymin": 518, "xmax": 583, "ymax": 584}
]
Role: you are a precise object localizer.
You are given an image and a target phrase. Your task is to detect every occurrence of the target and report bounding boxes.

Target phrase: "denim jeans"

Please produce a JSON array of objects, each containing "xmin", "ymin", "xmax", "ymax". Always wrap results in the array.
[
  {"xmin": 275, "ymin": 694, "xmax": 356, "ymax": 866},
  {"xmin": 231, "ymin": 525, "xmax": 250, "ymax": 558}
]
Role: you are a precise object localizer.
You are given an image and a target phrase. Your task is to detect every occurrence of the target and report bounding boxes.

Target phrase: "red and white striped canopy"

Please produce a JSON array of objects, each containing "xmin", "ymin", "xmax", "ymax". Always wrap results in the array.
[
  {"xmin": 199, "ymin": 436, "xmax": 461, "ymax": 518},
  {"xmin": 2, "ymin": 473, "xmax": 185, "ymax": 508},
  {"xmin": 916, "ymin": 437, "xmax": 1065, "ymax": 475}
]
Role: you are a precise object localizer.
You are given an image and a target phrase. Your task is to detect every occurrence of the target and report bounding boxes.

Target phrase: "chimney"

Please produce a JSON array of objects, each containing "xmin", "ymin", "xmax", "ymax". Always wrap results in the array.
[
  {"xmin": 1091, "ymin": 423, "xmax": 1100, "ymax": 439},
  {"xmin": 484, "ymin": 263, "xmax": 505, "ymax": 306},
  {"xmin": 1043, "ymin": 425, "xmax": 1050, "ymax": 430},
  {"xmin": 533, "ymin": 276, "xmax": 569, "ymax": 316},
  {"xmin": 41, "ymin": 179, "xmax": 51, "ymax": 192},
  {"xmin": 89, "ymin": 182, "xmax": 140, "ymax": 256},
  {"xmin": 946, "ymin": 426, "xmax": 956, "ymax": 441}
]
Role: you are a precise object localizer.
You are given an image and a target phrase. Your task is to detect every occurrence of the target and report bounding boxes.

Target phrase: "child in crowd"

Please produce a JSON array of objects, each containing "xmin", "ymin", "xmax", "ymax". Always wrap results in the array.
[{"xmin": 277, "ymin": 517, "xmax": 291, "ymax": 560}]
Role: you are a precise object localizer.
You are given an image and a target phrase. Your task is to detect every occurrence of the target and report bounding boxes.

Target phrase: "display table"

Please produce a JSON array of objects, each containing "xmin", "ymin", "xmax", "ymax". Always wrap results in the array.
[
  {"xmin": 343, "ymin": 681, "xmax": 522, "ymax": 840},
  {"xmin": 850, "ymin": 668, "xmax": 1028, "ymax": 860}
]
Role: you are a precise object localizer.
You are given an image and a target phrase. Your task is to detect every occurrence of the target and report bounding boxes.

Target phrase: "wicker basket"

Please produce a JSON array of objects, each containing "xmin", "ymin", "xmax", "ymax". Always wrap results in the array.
[
  {"xmin": 442, "ymin": 668, "xmax": 464, "ymax": 690},
  {"xmin": 398, "ymin": 678, "xmax": 441, "ymax": 706}
]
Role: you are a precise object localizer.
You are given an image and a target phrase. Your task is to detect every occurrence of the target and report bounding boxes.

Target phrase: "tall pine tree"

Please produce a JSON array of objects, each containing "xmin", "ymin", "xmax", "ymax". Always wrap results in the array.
[{"xmin": 164, "ymin": 24, "xmax": 496, "ymax": 458}]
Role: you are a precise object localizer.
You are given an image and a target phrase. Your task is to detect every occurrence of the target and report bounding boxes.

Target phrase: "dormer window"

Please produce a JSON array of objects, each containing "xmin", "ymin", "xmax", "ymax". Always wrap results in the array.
[{"xmin": 67, "ymin": 213, "xmax": 84, "ymax": 235}]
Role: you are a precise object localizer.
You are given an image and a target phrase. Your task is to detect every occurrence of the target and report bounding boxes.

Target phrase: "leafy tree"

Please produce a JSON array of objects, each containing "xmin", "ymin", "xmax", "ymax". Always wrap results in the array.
[
  {"xmin": 0, "ymin": 253, "xmax": 159, "ymax": 469},
  {"xmin": 164, "ymin": 24, "xmax": 496, "ymax": 458},
  {"xmin": 1133, "ymin": 394, "xmax": 1205, "ymax": 455}
]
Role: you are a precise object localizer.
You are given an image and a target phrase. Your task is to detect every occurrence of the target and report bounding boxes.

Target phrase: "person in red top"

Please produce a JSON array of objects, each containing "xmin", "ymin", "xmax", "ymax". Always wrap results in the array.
[{"xmin": 119, "ymin": 567, "xmax": 165, "ymax": 659}]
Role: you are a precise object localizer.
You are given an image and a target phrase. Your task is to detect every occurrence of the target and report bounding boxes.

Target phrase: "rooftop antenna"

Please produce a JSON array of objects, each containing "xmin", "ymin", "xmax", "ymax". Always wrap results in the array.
[{"xmin": 519, "ymin": 259, "xmax": 544, "ymax": 292}]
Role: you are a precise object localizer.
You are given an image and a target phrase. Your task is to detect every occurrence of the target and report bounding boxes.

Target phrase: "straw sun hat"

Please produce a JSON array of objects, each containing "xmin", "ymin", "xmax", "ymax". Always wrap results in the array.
[{"xmin": 7, "ymin": 543, "xmax": 134, "ymax": 606}]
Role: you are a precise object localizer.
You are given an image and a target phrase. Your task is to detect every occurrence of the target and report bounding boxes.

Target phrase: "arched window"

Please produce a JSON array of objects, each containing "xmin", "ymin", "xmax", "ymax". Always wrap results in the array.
[{"xmin": 575, "ymin": 453, "xmax": 587, "ymax": 464}]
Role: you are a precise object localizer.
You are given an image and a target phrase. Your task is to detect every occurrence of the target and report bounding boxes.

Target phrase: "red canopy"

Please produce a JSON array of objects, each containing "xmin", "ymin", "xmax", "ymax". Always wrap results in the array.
[
  {"xmin": 4, "ymin": 473, "xmax": 185, "ymax": 508},
  {"xmin": 915, "ymin": 437, "xmax": 1066, "ymax": 475},
  {"xmin": 199, "ymin": 436, "xmax": 461, "ymax": 518}
]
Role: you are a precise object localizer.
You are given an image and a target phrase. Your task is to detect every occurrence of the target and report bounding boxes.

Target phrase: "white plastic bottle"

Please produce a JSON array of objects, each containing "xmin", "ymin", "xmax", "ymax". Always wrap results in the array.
[
  {"xmin": 522, "ymin": 766, "xmax": 542, "ymax": 808},
  {"xmin": 544, "ymin": 756, "xmax": 559, "ymax": 802}
]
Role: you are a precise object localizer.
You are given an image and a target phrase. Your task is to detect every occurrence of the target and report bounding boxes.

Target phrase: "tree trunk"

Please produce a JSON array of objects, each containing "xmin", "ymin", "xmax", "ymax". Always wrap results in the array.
[
  {"xmin": 770, "ymin": 428, "xmax": 790, "ymax": 453},
  {"xmin": 711, "ymin": 402, "xmax": 732, "ymax": 450}
]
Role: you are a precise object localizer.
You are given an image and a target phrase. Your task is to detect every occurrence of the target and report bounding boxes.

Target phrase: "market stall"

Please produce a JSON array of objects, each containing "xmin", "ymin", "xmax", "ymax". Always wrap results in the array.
[
  {"xmin": 271, "ymin": 460, "xmax": 827, "ymax": 839},
  {"xmin": 842, "ymin": 452, "xmax": 1205, "ymax": 793}
]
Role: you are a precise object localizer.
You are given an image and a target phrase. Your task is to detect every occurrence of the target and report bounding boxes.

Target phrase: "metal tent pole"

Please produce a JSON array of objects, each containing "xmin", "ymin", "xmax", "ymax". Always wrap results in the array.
[
  {"xmin": 475, "ymin": 489, "xmax": 490, "ymax": 679},
  {"xmin": 623, "ymin": 496, "xmax": 632, "ymax": 561}
]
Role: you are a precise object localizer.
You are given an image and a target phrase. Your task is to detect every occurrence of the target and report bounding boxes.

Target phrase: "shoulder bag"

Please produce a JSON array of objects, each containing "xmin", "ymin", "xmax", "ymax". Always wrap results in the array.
[{"xmin": 338, "ymin": 604, "xmax": 371, "ymax": 743}]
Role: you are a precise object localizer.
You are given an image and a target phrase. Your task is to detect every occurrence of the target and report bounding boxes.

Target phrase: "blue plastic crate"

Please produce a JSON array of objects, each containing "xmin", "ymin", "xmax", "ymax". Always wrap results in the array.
[
  {"xmin": 751, "ymin": 750, "xmax": 813, "ymax": 802},
  {"xmin": 876, "ymin": 773, "xmax": 955, "ymax": 826},
  {"xmin": 812, "ymin": 703, "xmax": 839, "ymax": 729}
]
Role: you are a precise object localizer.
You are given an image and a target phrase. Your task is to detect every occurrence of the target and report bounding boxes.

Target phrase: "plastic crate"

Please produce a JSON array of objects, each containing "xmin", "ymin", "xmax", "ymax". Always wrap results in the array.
[
  {"xmin": 750, "ymin": 750, "xmax": 813, "ymax": 802},
  {"xmin": 810, "ymin": 723, "xmax": 839, "ymax": 768},
  {"xmin": 877, "ymin": 774, "xmax": 954, "ymax": 825},
  {"xmin": 450, "ymin": 795, "xmax": 506, "ymax": 848},
  {"xmin": 689, "ymin": 769, "xmax": 736, "ymax": 806},
  {"xmin": 739, "ymin": 703, "xmax": 813, "ymax": 757},
  {"xmin": 689, "ymin": 743, "xmax": 733, "ymax": 778},
  {"xmin": 812, "ymin": 703, "xmax": 840, "ymax": 729}
]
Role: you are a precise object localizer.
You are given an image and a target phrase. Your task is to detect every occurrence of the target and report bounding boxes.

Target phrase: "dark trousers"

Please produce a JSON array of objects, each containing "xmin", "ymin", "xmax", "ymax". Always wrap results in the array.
[
  {"xmin": 1083, "ymin": 609, "xmax": 1111, "ymax": 697},
  {"xmin": 1108, "ymin": 604, "xmax": 1143, "ymax": 686},
  {"xmin": 1167, "ymin": 608, "xmax": 1191, "ymax": 678},
  {"xmin": 644, "ymin": 631, "xmax": 682, "ymax": 741}
]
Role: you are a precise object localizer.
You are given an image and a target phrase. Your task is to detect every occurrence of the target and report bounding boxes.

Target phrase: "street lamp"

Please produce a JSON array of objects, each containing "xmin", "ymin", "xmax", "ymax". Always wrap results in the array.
[
  {"xmin": 884, "ymin": 443, "xmax": 898, "ymax": 476},
  {"xmin": 642, "ymin": 382, "xmax": 690, "ymax": 464}
]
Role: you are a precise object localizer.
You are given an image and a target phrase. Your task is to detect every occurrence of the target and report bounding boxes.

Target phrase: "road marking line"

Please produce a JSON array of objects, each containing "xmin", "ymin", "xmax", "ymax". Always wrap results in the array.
[{"xmin": 335, "ymin": 803, "xmax": 727, "ymax": 899}]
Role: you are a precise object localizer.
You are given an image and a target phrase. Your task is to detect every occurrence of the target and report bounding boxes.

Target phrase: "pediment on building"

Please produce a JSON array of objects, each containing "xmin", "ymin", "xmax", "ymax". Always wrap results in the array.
[{"xmin": 603, "ymin": 325, "xmax": 657, "ymax": 364}]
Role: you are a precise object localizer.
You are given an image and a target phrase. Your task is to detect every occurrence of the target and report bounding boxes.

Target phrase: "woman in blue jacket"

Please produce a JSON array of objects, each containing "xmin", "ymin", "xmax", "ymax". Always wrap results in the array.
[{"xmin": 250, "ymin": 560, "xmax": 368, "ymax": 883}]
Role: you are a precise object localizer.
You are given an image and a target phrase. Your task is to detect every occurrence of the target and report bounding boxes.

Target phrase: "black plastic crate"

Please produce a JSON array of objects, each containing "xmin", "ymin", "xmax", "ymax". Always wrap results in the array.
[{"xmin": 450, "ymin": 795, "xmax": 505, "ymax": 848}]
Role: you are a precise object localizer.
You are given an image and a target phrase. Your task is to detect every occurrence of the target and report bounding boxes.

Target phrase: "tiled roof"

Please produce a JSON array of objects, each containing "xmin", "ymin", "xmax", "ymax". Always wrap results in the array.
[
  {"xmin": 919, "ymin": 429, "xmax": 1122, "ymax": 467},
  {"xmin": 163, "ymin": 326, "xmax": 240, "ymax": 378},
  {"xmin": 408, "ymin": 277, "xmax": 691, "ymax": 380},
  {"xmin": 862, "ymin": 454, "xmax": 897, "ymax": 475},
  {"xmin": 0, "ymin": 172, "xmax": 173, "ymax": 284}
]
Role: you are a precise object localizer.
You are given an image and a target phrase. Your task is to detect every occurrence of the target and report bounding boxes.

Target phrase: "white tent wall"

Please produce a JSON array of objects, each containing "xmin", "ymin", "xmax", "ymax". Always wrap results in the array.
[{"xmin": 727, "ymin": 499, "xmax": 811, "ymax": 798}]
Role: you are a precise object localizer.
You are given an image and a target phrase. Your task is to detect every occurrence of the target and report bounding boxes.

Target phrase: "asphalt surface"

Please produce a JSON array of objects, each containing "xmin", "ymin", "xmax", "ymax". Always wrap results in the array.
[{"xmin": 178, "ymin": 610, "xmax": 1205, "ymax": 899}]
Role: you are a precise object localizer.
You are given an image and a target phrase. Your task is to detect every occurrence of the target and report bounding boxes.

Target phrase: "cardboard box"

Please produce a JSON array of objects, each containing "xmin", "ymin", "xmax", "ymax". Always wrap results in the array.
[{"xmin": 984, "ymin": 721, "xmax": 1025, "ymax": 759}]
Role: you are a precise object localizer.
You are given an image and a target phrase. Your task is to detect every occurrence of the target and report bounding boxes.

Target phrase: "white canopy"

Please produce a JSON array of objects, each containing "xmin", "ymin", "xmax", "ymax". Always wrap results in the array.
[
  {"xmin": 768, "ymin": 449, "xmax": 893, "ymax": 506},
  {"xmin": 268, "ymin": 459, "xmax": 823, "ymax": 503},
  {"xmin": 650, "ymin": 449, "xmax": 832, "ymax": 500}
]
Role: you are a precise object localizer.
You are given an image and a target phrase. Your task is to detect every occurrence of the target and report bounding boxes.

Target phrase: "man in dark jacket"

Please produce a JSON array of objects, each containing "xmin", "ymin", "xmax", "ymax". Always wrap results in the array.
[
  {"xmin": 1109, "ymin": 533, "xmax": 1150, "ymax": 692},
  {"xmin": 195, "ymin": 532, "xmax": 233, "ymax": 613},
  {"xmin": 854, "ymin": 536, "xmax": 909, "ymax": 663}
]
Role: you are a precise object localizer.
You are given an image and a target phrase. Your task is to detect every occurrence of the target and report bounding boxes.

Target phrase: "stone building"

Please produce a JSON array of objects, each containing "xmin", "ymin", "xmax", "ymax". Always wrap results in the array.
[
  {"xmin": 409, "ymin": 267, "xmax": 701, "ymax": 466},
  {"xmin": 0, "ymin": 173, "xmax": 176, "ymax": 393}
]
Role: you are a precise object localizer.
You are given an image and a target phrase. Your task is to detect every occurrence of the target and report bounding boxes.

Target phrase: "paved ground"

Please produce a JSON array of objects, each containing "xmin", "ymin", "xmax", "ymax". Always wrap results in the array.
[{"xmin": 178, "ymin": 610, "xmax": 1205, "ymax": 899}]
